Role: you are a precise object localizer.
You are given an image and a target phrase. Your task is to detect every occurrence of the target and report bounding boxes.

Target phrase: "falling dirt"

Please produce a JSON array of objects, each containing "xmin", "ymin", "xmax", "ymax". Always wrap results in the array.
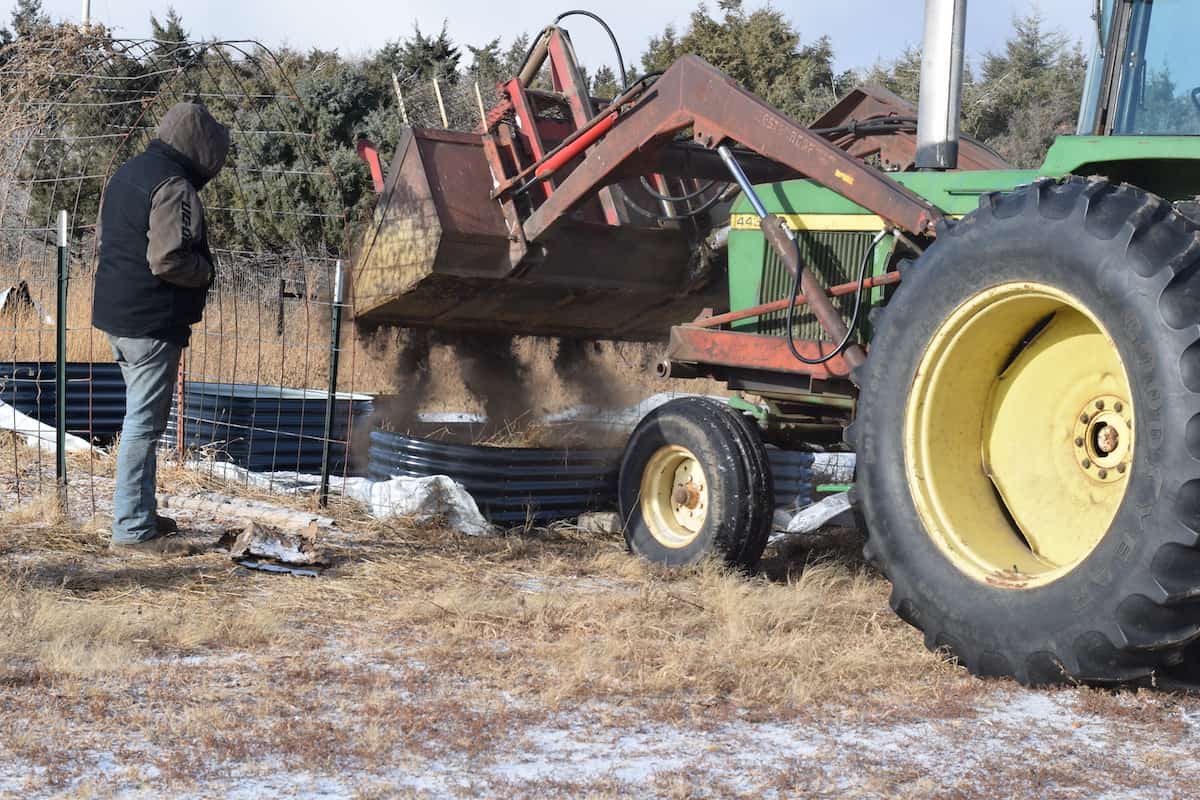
[
  {"xmin": 435, "ymin": 332, "xmax": 533, "ymax": 437},
  {"xmin": 553, "ymin": 338, "xmax": 641, "ymax": 411},
  {"xmin": 375, "ymin": 328, "xmax": 432, "ymax": 432},
  {"xmin": 357, "ymin": 324, "xmax": 728, "ymax": 445}
]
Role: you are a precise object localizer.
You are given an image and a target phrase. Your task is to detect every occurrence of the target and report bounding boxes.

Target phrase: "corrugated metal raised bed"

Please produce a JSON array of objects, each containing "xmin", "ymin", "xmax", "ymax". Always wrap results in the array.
[
  {"xmin": 368, "ymin": 430, "xmax": 622, "ymax": 525},
  {"xmin": 368, "ymin": 429, "xmax": 854, "ymax": 526},
  {"xmin": 168, "ymin": 382, "xmax": 374, "ymax": 475},
  {"xmin": 0, "ymin": 362, "xmax": 126, "ymax": 441}
]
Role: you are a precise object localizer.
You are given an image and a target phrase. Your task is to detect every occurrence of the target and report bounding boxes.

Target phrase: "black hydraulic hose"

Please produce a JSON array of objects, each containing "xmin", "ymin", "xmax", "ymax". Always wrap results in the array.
[
  {"xmin": 551, "ymin": 11, "xmax": 717, "ymax": 207},
  {"xmin": 638, "ymin": 176, "xmax": 720, "ymax": 203},
  {"xmin": 554, "ymin": 10, "xmax": 629, "ymax": 90},
  {"xmin": 784, "ymin": 230, "xmax": 887, "ymax": 366},
  {"xmin": 624, "ymin": 182, "xmax": 732, "ymax": 221},
  {"xmin": 808, "ymin": 116, "xmax": 918, "ymax": 136}
]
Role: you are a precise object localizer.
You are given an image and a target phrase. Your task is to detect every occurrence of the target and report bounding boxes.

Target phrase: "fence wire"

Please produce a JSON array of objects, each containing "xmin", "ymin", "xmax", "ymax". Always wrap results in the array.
[{"xmin": 0, "ymin": 29, "xmax": 367, "ymax": 513}]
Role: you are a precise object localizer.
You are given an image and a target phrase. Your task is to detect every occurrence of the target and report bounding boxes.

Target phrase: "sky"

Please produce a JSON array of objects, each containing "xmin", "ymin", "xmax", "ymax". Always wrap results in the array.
[{"xmin": 19, "ymin": 1, "xmax": 1098, "ymax": 74}]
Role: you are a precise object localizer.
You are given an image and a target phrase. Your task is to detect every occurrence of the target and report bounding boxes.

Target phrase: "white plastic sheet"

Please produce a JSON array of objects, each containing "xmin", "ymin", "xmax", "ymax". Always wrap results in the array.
[
  {"xmin": 345, "ymin": 474, "xmax": 492, "ymax": 537},
  {"xmin": 176, "ymin": 460, "xmax": 493, "ymax": 536},
  {"xmin": 0, "ymin": 399, "xmax": 91, "ymax": 453}
]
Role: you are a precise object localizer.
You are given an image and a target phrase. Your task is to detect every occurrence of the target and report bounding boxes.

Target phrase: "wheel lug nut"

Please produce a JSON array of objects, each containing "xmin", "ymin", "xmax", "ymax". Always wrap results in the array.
[
  {"xmin": 1117, "ymin": 463, "xmax": 1126, "ymax": 474},
  {"xmin": 1095, "ymin": 400, "xmax": 1105, "ymax": 410},
  {"xmin": 1098, "ymin": 469, "xmax": 1108, "ymax": 479},
  {"xmin": 1075, "ymin": 437, "xmax": 1084, "ymax": 447},
  {"xmin": 1080, "ymin": 413, "xmax": 1090, "ymax": 424},
  {"xmin": 1082, "ymin": 458, "xmax": 1092, "ymax": 468},
  {"xmin": 1115, "ymin": 402, "xmax": 1123, "ymax": 413}
]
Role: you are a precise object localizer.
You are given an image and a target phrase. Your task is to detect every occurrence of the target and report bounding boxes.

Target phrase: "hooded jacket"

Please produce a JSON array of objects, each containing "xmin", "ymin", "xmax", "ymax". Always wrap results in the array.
[{"xmin": 92, "ymin": 101, "xmax": 230, "ymax": 346}]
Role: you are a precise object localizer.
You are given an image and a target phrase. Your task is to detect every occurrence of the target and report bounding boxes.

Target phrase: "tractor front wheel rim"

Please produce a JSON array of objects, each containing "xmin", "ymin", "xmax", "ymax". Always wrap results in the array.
[{"xmin": 640, "ymin": 445, "xmax": 709, "ymax": 549}]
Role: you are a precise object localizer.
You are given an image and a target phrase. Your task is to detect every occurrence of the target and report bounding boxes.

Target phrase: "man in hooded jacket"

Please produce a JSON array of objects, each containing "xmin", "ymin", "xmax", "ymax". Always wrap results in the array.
[{"xmin": 93, "ymin": 101, "xmax": 230, "ymax": 556}]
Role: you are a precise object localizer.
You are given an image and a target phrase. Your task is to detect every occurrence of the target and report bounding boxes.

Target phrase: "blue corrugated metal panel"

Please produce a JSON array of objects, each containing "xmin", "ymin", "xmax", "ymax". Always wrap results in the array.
[
  {"xmin": 368, "ymin": 430, "xmax": 621, "ymax": 525},
  {"xmin": 0, "ymin": 362, "xmax": 126, "ymax": 440},
  {"xmin": 167, "ymin": 382, "xmax": 373, "ymax": 475},
  {"xmin": 767, "ymin": 449, "xmax": 816, "ymax": 510}
]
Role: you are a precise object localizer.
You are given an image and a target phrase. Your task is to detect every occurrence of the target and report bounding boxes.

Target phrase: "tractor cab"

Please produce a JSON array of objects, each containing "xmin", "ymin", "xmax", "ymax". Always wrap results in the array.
[{"xmin": 1080, "ymin": 0, "xmax": 1200, "ymax": 135}]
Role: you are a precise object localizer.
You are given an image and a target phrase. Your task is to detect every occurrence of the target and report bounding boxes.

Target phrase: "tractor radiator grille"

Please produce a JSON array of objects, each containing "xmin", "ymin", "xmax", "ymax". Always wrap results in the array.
[{"xmin": 754, "ymin": 230, "xmax": 875, "ymax": 342}]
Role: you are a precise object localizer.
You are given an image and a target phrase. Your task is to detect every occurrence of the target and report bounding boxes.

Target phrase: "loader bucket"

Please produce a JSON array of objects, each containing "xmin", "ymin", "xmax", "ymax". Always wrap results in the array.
[{"xmin": 350, "ymin": 128, "xmax": 723, "ymax": 341}]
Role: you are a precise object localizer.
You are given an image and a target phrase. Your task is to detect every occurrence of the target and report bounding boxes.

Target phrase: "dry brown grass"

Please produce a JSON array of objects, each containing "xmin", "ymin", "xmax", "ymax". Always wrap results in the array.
[
  {"xmin": 0, "ymin": 483, "xmax": 950, "ymax": 712},
  {"xmin": 0, "ymin": 499, "xmax": 962, "ymax": 793},
  {"xmin": 0, "ymin": 430, "xmax": 949, "ymax": 714}
]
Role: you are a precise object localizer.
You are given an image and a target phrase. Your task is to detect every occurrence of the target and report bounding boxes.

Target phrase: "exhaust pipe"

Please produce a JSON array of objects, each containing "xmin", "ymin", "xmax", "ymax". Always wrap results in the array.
[{"xmin": 916, "ymin": 0, "xmax": 967, "ymax": 170}]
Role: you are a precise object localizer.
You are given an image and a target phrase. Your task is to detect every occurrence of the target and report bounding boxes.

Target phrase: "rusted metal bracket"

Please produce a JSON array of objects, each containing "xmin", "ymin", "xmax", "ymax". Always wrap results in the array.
[
  {"xmin": 668, "ymin": 326, "xmax": 851, "ymax": 381},
  {"xmin": 811, "ymin": 84, "xmax": 1011, "ymax": 172}
]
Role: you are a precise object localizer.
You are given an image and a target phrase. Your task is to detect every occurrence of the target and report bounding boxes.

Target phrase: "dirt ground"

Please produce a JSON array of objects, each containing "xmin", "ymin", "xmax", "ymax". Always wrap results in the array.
[{"xmin": 3, "ymin": 439, "xmax": 1200, "ymax": 798}]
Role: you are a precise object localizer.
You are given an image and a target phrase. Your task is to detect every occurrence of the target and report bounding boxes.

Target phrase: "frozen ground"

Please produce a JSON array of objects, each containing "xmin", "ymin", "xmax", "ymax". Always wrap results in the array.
[{"xmin": 2, "ymin": 644, "xmax": 1199, "ymax": 798}]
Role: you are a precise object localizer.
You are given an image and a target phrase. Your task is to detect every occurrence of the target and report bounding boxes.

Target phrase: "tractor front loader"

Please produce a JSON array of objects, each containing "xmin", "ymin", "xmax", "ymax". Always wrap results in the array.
[{"xmin": 353, "ymin": 0, "xmax": 1200, "ymax": 688}]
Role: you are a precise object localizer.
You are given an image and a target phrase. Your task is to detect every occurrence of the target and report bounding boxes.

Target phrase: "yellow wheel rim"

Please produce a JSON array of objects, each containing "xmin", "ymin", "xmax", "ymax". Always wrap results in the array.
[
  {"xmin": 903, "ymin": 282, "xmax": 1134, "ymax": 589},
  {"xmin": 640, "ymin": 445, "xmax": 709, "ymax": 548}
]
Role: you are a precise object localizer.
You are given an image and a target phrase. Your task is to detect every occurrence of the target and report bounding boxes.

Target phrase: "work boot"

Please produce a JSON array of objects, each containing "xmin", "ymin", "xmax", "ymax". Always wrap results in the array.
[
  {"xmin": 93, "ymin": 514, "xmax": 179, "ymax": 535},
  {"xmin": 109, "ymin": 533, "xmax": 198, "ymax": 557}
]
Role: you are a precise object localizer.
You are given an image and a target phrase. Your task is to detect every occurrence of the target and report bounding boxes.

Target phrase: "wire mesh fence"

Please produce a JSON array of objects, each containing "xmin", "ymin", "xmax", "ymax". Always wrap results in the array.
[{"xmin": 0, "ymin": 29, "xmax": 369, "ymax": 513}]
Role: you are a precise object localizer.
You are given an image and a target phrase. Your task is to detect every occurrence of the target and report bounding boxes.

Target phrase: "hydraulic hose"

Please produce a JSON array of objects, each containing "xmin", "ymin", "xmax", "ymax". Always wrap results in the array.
[
  {"xmin": 783, "ymin": 229, "xmax": 887, "ymax": 366},
  {"xmin": 553, "ymin": 10, "xmax": 629, "ymax": 90}
]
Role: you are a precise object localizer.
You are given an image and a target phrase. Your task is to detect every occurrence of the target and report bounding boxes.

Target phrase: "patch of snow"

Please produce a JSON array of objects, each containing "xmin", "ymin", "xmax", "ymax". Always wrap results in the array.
[{"xmin": 0, "ymin": 399, "xmax": 91, "ymax": 453}]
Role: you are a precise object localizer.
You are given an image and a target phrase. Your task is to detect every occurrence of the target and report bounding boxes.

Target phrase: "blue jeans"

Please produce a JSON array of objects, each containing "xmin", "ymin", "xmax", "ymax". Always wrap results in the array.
[{"xmin": 108, "ymin": 335, "xmax": 181, "ymax": 543}]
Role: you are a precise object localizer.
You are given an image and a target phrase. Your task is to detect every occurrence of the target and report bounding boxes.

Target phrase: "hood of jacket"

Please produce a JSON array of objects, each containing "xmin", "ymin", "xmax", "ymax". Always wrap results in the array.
[{"xmin": 155, "ymin": 101, "xmax": 230, "ymax": 187}]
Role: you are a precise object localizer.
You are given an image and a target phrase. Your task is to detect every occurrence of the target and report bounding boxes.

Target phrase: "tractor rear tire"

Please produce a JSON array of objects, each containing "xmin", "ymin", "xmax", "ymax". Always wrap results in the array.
[
  {"xmin": 619, "ymin": 397, "xmax": 771, "ymax": 570},
  {"xmin": 851, "ymin": 177, "xmax": 1200, "ymax": 686}
]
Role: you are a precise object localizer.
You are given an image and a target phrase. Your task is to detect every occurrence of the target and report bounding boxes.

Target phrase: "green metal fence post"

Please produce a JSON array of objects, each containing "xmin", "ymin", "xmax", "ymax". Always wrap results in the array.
[
  {"xmin": 55, "ymin": 210, "xmax": 68, "ymax": 507},
  {"xmin": 318, "ymin": 259, "xmax": 345, "ymax": 508}
]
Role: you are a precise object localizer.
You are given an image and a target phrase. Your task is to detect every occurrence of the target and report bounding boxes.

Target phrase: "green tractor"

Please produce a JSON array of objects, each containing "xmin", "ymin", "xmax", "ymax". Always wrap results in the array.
[
  {"xmin": 627, "ymin": 0, "xmax": 1200, "ymax": 687},
  {"xmin": 353, "ymin": 0, "xmax": 1200, "ymax": 687}
]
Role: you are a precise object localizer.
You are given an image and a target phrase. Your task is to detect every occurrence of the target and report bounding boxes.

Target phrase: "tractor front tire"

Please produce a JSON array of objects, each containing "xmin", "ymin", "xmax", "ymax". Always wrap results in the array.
[
  {"xmin": 852, "ymin": 177, "xmax": 1200, "ymax": 686},
  {"xmin": 619, "ymin": 398, "xmax": 771, "ymax": 570}
]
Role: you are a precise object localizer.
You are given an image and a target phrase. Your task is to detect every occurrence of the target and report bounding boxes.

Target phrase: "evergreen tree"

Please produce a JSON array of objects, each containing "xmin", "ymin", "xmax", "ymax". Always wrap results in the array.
[
  {"xmin": 964, "ymin": 13, "xmax": 1085, "ymax": 167},
  {"xmin": 150, "ymin": 7, "xmax": 187, "ymax": 42},
  {"xmin": 503, "ymin": 34, "xmax": 531, "ymax": 76},
  {"xmin": 11, "ymin": 0, "xmax": 48, "ymax": 36},
  {"xmin": 860, "ymin": 46, "xmax": 922, "ymax": 105},
  {"xmin": 639, "ymin": 0, "xmax": 839, "ymax": 123},
  {"xmin": 393, "ymin": 22, "xmax": 461, "ymax": 82},
  {"xmin": 591, "ymin": 65, "xmax": 620, "ymax": 99},
  {"xmin": 859, "ymin": 12, "xmax": 1083, "ymax": 168},
  {"xmin": 468, "ymin": 37, "xmax": 505, "ymax": 91},
  {"xmin": 150, "ymin": 7, "xmax": 194, "ymax": 69}
]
